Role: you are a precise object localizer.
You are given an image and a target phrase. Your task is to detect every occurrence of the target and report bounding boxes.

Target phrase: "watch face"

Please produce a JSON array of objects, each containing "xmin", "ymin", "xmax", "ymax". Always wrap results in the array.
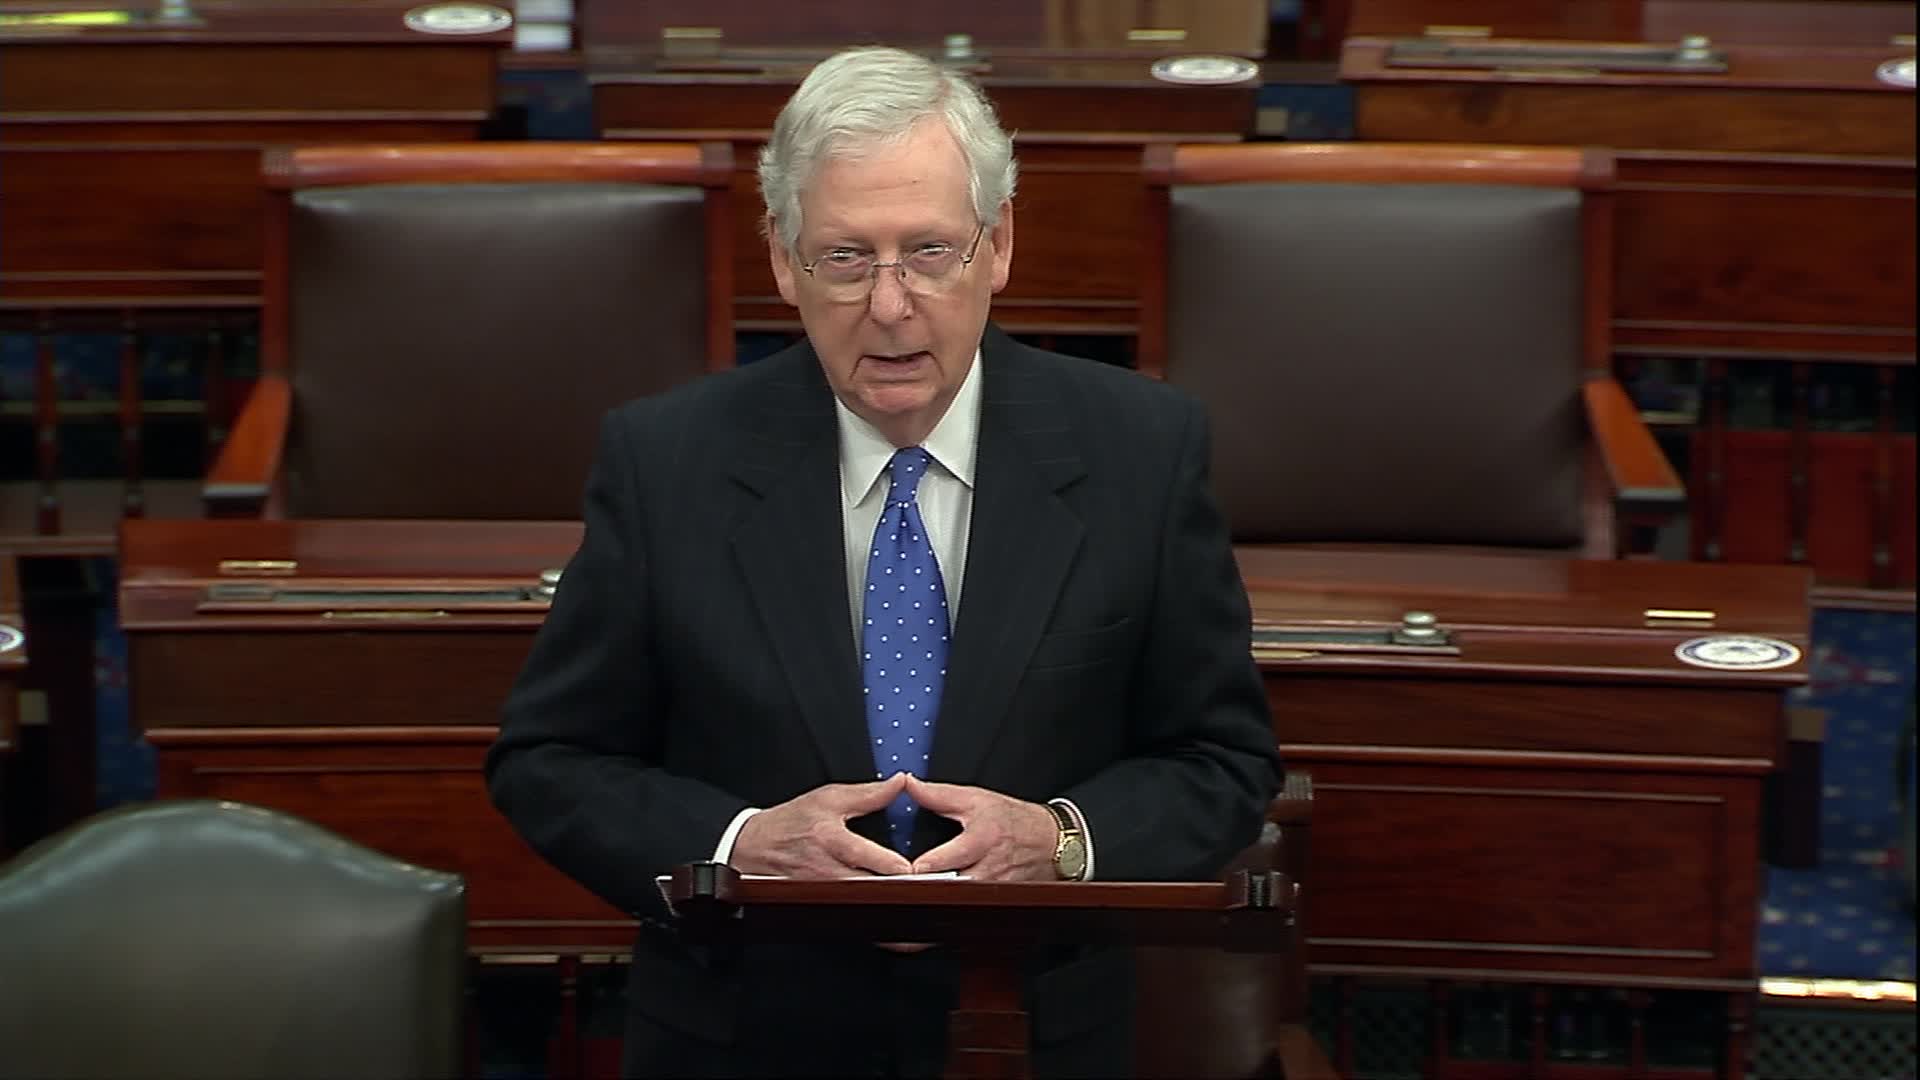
[{"xmin": 1057, "ymin": 837, "xmax": 1088, "ymax": 881}]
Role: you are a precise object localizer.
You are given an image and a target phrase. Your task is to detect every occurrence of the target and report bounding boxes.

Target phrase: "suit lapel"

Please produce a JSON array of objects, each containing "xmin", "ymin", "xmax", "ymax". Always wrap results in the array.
[
  {"xmin": 930, "ymin": 330, "xmax": 1087, "ymax": 786},
  {"xmin": 728, "ymin": 347, "xmax": 873, "ymax": 782}
]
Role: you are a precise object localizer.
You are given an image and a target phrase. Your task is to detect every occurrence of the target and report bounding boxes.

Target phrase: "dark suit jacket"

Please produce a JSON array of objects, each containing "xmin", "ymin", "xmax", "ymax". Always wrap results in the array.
[{"xmin": 487, "ymin": 327, "xmax": 1280, "ymax": 1077}]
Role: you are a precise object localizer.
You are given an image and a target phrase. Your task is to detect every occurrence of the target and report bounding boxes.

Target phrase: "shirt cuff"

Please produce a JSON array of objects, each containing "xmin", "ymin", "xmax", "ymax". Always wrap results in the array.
[
  {"xmin": 1047, "ymin": 797, "xmax": 1095, "ymax": 881},
  {"xmin": 712, "ymin": 807, "xmax": 762, "ymax": 865}
]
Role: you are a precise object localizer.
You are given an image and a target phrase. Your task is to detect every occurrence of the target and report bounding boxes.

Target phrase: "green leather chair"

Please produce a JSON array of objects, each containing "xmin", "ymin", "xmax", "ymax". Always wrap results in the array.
[{"xmin": 0, "ymin": 799, "xmax": 466, "ymax": 1079}]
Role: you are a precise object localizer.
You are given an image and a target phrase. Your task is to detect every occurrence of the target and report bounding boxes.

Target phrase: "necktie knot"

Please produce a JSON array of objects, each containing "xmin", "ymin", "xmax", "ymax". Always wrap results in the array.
[{"xmin": 886, "ymin": 447, "xmax": 933, "ymax": 504}]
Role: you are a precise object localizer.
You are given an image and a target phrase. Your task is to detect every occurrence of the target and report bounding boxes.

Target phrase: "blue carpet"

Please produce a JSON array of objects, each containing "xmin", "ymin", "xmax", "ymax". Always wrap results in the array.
[{"xmin": 1760, "ymin": 608, "xmax": 1916, "ymax": 981}]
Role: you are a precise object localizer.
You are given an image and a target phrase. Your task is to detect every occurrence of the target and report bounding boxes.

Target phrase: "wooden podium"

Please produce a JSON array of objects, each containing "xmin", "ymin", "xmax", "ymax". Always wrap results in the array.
[{"xmin": 658, "ymin": 863, "xmax": 1301, "ymax": 1079}]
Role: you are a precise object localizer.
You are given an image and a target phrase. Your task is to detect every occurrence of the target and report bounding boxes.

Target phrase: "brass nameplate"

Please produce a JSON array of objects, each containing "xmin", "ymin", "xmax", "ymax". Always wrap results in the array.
[
  {"xmin": 218, "ymin": 559, "xmax": 298, "ymax": 576},
  {"xmin": 1128, "ymin": 28, "xmax": 1188, "ymax": 43},
  {"xmin": 1645, "ymin": 607, "xmax": 1716, "ymax": 629}
]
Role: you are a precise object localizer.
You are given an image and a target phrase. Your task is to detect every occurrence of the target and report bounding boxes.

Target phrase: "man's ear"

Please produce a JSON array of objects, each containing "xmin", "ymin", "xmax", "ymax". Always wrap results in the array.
[
  {"xmin": 767, "ymin": 217, "xmax": 800, "ymax": 308},
  {"xmin": 987, "ymin": 201, "xmax": 1014, "ymax": 294}
]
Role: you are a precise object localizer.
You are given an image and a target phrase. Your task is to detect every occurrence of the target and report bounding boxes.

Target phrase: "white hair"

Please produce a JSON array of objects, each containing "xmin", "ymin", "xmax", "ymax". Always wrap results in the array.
[{"xmin": 758, "ymin": 46, "xmax": 1018, "ymax": 253}]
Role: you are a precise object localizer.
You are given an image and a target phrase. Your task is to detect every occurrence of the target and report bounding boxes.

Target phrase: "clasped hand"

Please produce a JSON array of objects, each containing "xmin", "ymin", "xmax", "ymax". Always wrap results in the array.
[{"xmin": 729, "ymin": 773, "xmax": 1058, "ymax": 882}]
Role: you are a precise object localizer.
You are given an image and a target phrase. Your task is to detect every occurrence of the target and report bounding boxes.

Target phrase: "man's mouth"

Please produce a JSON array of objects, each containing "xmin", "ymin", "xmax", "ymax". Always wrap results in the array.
[{"xmin": 863, "ymin": 351, "xmax": 932, "ymax": 372}]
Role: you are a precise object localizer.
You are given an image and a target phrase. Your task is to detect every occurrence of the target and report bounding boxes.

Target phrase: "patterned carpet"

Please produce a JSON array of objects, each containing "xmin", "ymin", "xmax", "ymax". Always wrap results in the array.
[{"xmin": 1759, "ymin": 608, "xmax": 1916, "ymax": 982}]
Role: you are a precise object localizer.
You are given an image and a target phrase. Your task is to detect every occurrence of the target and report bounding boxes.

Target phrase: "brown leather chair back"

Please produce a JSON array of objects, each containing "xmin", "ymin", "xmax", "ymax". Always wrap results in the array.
[
  {"xmin": 265, "ymin": 143, "xmax": 733, "ymax": 519},
  {"xmin": 0, "ymin": 799, "xmax": 467, "ymax": 1080},
  {"xmin": 1141, "ymin": 144, "xmax": 1615, "ymax": 551},
  {"xmin": 1135, "ymin": 774, "xmax": 1317, "ymax": 1078}
]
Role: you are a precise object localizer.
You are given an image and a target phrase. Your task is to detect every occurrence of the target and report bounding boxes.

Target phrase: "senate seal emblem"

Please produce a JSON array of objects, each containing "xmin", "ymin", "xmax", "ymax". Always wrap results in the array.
[
  {"xmin": 404, "ymin": 3, "xmax": 512, "ymax": 35},
  {"xmin": 0, "ymin": 623, "xmax": 21, "ymax": 654},
  {"xmin": 1674, "ymin": 635, "xmax": 1802, "ymax": 672},
  {"xmin": 1877, "ymin": 58, "xmax": 1916, "ymax": 88},
  {"xmin": 1151, "ymin": 55, "xmax": 1260, "ymax": 86}
]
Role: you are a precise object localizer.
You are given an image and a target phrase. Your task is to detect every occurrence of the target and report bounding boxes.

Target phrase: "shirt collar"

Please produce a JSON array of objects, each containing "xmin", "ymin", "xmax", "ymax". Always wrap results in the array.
[{"xmin": 837, "ymin": 349, "xmax": 982, "ymax": 508}]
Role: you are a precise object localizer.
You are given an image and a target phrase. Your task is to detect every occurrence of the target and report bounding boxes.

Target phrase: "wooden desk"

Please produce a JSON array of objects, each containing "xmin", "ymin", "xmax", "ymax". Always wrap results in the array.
[
  {"xmin": 1, "ymin": 3, "xmax": 509, "ymax": 552},
  {"xmin": 0, "ymin": 2, "xmax": 507, "ymax": 308},
  {"xmin": 1339, "ymin": 12, "xmax": 1916, "ymax": 362},
  {"xmin": 587, "ymin": 3, "xmax": 1266, "ymax": 336},
  {"xmin": 1240, "ymin": 547, "xmax": 1807, "ymax": 991},
  {"xmin": 1339, "ymin": 4, "xmax": 1917, "ymax": 594},
  {"xmin": 121, "ymin": 519, "xmax": 1809, "ymax": 995},
  {"xmin": 1245, "ymin": 547, "xmax": 1808, "ymax": 1077},
  {"xmin": 1336, "ymin": 0, "xmax": 1914, "ymax": 48},
  {"xmin": 117, "ymin": 517, "xmax": 626, "ymax": 953}
]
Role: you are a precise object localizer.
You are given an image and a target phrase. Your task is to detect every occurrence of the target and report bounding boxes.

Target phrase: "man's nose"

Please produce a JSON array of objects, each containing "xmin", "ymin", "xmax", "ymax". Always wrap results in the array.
[{"xmin": 866, "ymin": 266, "xmax": 914, "ymax": 323}]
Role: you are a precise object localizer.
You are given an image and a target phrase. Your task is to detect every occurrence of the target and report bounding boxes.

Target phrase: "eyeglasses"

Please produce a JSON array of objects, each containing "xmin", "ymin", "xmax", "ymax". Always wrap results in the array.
[{"xmin": 800, "ymin": 224, "xmax": 986, "ymax": 304}]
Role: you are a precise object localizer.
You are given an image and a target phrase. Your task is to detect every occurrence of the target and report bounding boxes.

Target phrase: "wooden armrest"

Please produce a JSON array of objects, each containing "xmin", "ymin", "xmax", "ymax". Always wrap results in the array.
[
  {"xmin": 1582, "ymin": 375, "xmax": 1684, "ymax": 516},
  {"xmin": 203, "ymin": 373, "xmax": 292, "ymax": 518}
]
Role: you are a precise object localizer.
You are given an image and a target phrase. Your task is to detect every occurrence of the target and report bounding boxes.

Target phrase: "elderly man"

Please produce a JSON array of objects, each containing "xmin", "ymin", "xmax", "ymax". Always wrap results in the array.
[{"xmin": 487, "ymin": 45, "xmax": 1280, "ymax": 1078}]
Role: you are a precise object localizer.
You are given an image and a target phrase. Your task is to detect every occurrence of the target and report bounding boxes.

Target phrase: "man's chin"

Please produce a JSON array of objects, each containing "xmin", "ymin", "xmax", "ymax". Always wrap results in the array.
[{"xmin": 857, "ymin": 387, "xmax": 936, "ymax": 421}]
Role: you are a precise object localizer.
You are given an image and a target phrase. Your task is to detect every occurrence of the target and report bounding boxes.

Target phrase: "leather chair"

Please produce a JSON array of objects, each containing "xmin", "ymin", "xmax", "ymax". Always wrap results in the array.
[
  {"xmin": 1136, "ymin": 772, "xmax": 1337, "ymax": 1079},
  {"xmin": 205, "ymin": 141, "xmax": 735, "ymax": 520},
  {"xmin": 0, "ymin": 799, "xmax": 466, "ymax": 1080},
  {"xmin": 1140, "ymin": 143, "xmax": 1682, "ymax": 558}
]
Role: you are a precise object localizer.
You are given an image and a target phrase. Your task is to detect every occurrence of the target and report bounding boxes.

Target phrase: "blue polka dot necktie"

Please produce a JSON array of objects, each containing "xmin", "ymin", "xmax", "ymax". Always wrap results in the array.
[{"xmin": 862, "ymin": 447, "xmax": 948, "ymax": 854}]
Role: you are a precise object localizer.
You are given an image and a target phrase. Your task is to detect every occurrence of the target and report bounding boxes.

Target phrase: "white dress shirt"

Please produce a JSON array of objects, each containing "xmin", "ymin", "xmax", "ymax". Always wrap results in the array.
[{"xmin": 712, "ymin": 351, "xmax": 1093, "ymax": 877}]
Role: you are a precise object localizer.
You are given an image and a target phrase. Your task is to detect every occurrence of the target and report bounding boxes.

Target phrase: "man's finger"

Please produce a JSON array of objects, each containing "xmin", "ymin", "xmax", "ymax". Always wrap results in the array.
[
  {"xmin": 902, "ymin": 774, "xmax": 976, "ymax": 814},
  {"xmin": 827, "ymin": 828, "xmax": 913, "ymax": 876},
  {"xmin": 910, "ymin": 831, "xmax": 987, "ymax": 875},
  {"xmin": 835, "ymin": 771, "xmax": 911, "ymax": 814}
]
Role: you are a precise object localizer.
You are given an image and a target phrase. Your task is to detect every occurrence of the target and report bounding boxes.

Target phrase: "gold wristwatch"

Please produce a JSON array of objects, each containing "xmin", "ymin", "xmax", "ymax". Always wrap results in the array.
[{"xmin": 1047, "ymin": 801, "xmax": 1088, "ymax": 881}]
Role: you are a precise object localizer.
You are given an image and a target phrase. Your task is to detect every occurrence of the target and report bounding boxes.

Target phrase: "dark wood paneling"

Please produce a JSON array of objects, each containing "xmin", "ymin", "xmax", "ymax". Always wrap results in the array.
[
  {"xmin": 1271, "ymin": 677, "xmax": 1782, "ymax": 760},
  {"xmin": 154, "ymin": 735, "xmax": 634, "ymax": 950},
  {"xmin": 1612, "ymin": 156, "xmax": 1917, "ymax": 354},
  {"xmin": 131, "ymin": 631, "xmax": 533, "ymax": 731},
  {"xmin": 1349, "ymin": 80, "xmax": 1914, "ymax": 157},
  {"xmin": 1342, "ymin": 38, "xmax": 1919, "ymax": 362},
  {"xmin": 0, "ymin": 43, "xmax": 496, "ymax": 112},
  {"xmin": 730, "ymin": 142, "xmax": 1152, "ymax": 331},
  {"xmin": 0, "ymin": 13, "xmax": 503, "ymax": 307},
  {"xmin": 592, "ymin": 65, "xmax": 1253, "ymax": 335},
  {"xmin": 1338, "ymin": 0, "xmax": 1918, "ymax": 49},
  {"xmin": 580, "ymin": 0, "xmax": 1267, "ymax": 55},
  {"xmin": 4, "ymin": 146, "xmax": 264, "ymax": 279},
  {"xmin": 1297, "ymin": 761, "xmax": 1758, "ymax": 980}
]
